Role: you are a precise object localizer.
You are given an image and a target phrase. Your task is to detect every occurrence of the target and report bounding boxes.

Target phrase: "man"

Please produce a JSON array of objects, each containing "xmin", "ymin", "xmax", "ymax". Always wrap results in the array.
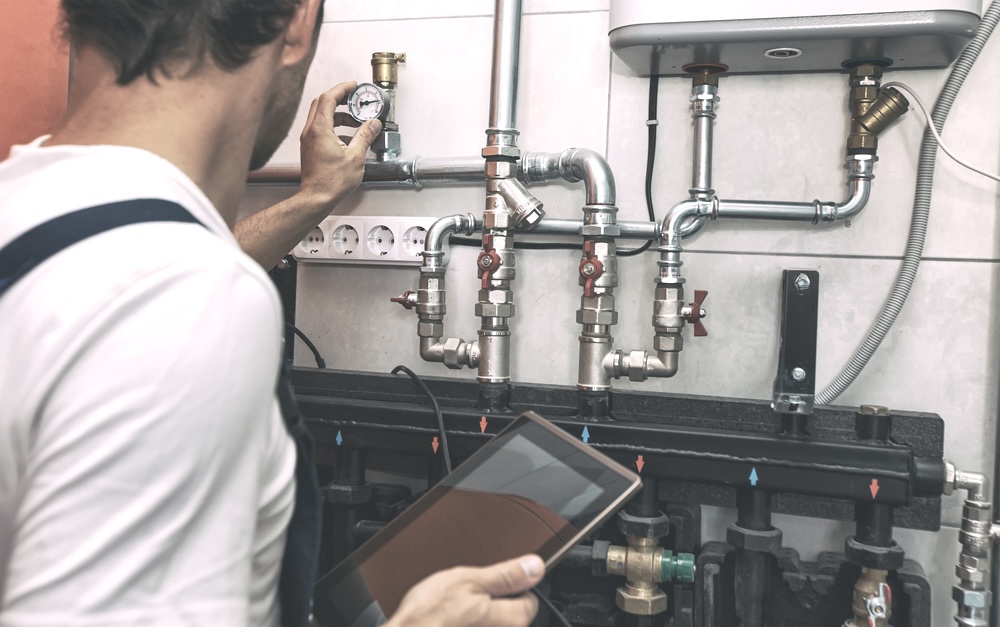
[{"xmin": 0, "ymin": 0, "xmax": 544, "ymax": 625}]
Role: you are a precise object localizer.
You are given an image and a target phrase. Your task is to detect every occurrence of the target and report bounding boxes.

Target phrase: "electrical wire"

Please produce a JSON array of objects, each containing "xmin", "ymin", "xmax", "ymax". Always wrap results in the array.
[
  {"xmin": 882, "ymin": 81, "xmax": 1000, "ymax": 184},
  {"xmin": 533, "ymin": 587, "xmax": 573, "ymax": 627},
  {"xmin": 448, "ymin": 236, "xmax": 581, "ymax": 251},
  {"xmin": 816, "ymin": 0, "xmax": 1000, "ymax": 405},
  {"xmin": 287, "ymin": 323, "xmax": 325, "ymax": 368},
  {"xmin": 618, "ymin": 74, "xmax": 660, "ymax": 257},
  {"xmin": 390, "ymin": 364, "xmax": 452, "ymax": 473}
]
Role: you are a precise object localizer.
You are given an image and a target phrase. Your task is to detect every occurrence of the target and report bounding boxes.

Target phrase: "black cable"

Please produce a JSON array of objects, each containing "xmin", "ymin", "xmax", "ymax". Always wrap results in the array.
[
  {"xmin": 390, "ymin": 365, "xmax": 452, "ymax": 473},
  {"xmin": 287, "ymin": 323, "xmax": 325, "ymax": 369},
  {"xmin": 618, "ymin": 74, "xmax": 660, "ymax": 257},
  {"xmin": 533, "ymin": 587, "xmax": 573, "ymax": 627},
  {"xmin": 449, "ymin": 236, "xmax": 581, "ymax": 251}
]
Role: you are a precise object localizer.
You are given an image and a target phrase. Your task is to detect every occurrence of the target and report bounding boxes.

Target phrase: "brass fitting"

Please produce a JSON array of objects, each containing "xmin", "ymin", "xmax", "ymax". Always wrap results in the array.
[
  {"xmin": 843, "ymin": 567, "xmax": 892, "ymax": 627},
  {"xmin": 371, "ymin": 52, "xmax": 406, "ymax": 87},
  {"xmin": 606, "ymin": 536, "xmax": 696, "ymax": 616},
  {"xmin": 854, "ymin": 88, "xmax": 909, "ymax": 137},
  {"xmin": 846, "ymin": 64, "xmax": 884, "ymax": 154}
]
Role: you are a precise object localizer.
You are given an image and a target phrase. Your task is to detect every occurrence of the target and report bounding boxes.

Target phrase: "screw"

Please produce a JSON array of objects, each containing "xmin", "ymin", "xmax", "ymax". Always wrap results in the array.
[
  {"xmin": 794, "ymin": 273, "xmax": 810, "ymax": 291},
  {"xmin": 276, "ymin": 258, "xmax": 292, "ymax": 271},
  {"xmin": 791, "ymin": 367, "xmax": 806, "ymax": 381},
  {"xmin": 480, "ymin": 256, "xmax": 494, "ymax": 268},
  {"xmin": 581, "ymin": 262, "xmax": 597, "ymax": 277}
]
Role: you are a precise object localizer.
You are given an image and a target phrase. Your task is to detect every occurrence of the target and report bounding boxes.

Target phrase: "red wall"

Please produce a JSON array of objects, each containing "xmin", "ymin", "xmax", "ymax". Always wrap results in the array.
[{"xmin": 0, "ymin": 0, "xmax": 69, "ymax": 158}]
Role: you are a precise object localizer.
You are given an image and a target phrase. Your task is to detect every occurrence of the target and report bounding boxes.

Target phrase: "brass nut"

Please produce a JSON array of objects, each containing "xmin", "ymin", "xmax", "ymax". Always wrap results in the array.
[
  {"xmin": 516, "ymin": 207, "xmax": 545, "ymax": 229},
  {"xmin": 482, "ymin": 210, "xmax": 513, "ymax": 230},
  {"xmin": 475, "ymin": 302, "xmax": 515, "ymax": 317},
  {"xmin": 582, "ymin": 294, "xmax": 616, "ymax": 310},
  {"xmin": 963, "ymin": 505, "xmax": 993, "ymax": 522},
  {"xmin": 847, "ymin": 134, "xmax": 878, "ymax": 152},
  {"xmin": 417, "ymin": 321, "xmax": 443, "ymax": 338},
  {"xmin": 580, "ymin": 224, "xmax": 621, "ymax": 237},
  {"xmin": 616, "ymin": 588, "xmax": 668, "ymax": 616},
  {"xmin": 850, "ymin": 63, "xmax": 883, "ymax": 80},
  {"xmin": 442, "ymin": 338, "xmax": 466, "ymax": 369},
  {"xmin": 959, "ymin": 553, "xmax": 987, "ymax": 570},
  {"xmin": 482, "ymin": 145, "xmax": 520, "ymax": 158},
  {"xmin": 577, "ymin": 309, "xmax": 618, "ymax": 325},
  {"xmin": 373, "ymin": 131, "xmax": 402, "ymax": 152},
  {"xmin": 485, "ymin": 161, "xmax": 515, "ymax": 179},
  {"xmin": 654, "ymin": 334, "xmax": 682, "ymax": 353},
  {"xmin": 478, "ymin": 289, "xmax": 512, "ymax": 304},
  {"xmin": 953, "ymin": 586, "xmax": 992, "ymax": 608},
  {"xmin": 654, "ymin": 286, "xmax": 682, "ymax": 301},
  {"xmin": 956, "ymin": 565, "xmax": 987, "ymax": 584}
]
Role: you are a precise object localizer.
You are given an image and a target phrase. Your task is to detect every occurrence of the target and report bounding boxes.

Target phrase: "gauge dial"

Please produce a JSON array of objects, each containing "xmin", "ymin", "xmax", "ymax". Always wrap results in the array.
[{"xmin": 347, "ymin": 83, "xmax": 390, "ymax": 123}]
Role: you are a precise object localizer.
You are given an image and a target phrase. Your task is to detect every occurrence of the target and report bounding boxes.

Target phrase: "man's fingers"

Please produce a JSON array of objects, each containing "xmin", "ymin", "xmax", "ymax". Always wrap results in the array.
[
  {"xmin": 334, "ymin": 112, "xmax": 362, "ymax": 128},
  {"xmin": 469, "ymin": 555, "xmax": 545, "ymax": 597},
  {"xmin": 348, "ymin": 119, "xmax": 382, "ymax": 154},
  {"xmin": 301, "ymin": 97, "xmax": 320, "ymax": 140},
  {"xmin": 481, "ymin": 593, "xmax": 539, "ymax": 627},
  {"xmin": 328, "ymin": 80, "xmax": 358, "ymax": 105}
]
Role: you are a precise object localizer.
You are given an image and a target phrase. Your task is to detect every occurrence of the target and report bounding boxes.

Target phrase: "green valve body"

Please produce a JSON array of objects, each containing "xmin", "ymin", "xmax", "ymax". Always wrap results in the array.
[{"xmin": 660, "ymin": 550, "xmax": 696, "ymax": 583}]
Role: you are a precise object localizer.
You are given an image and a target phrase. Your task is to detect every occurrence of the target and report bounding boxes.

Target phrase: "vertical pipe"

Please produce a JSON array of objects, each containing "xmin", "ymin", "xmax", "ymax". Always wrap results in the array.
[
  {"xmin": 488, "ymin": 0, "xmax": 521, "ymax": 134},
  {"xmin": 734, "ymin": 489, "xmax": 772, "ymax": 627}
]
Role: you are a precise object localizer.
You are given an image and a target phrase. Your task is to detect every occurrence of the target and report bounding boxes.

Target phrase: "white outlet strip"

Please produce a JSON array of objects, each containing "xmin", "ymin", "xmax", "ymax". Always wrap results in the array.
[{"xmin": 293, "ymin": 215, "xmax": 438, "ymax": 266}]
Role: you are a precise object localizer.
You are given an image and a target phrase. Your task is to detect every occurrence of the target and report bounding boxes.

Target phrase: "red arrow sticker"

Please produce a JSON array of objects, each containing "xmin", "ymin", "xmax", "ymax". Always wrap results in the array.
[
  {"xmin": 480, "ymin": 416, "xmax": 488, "ymax": 433},
  {"xmin": 432, "ymin": 437, "xmax": 440, "ymax": 454},
  {"xmin": 636, "ymin": 455, "xmax": 645, "ymax": 473},
  {"xmin": 869, "ymin": 478, "xmax": 880, "ymax": 499}
]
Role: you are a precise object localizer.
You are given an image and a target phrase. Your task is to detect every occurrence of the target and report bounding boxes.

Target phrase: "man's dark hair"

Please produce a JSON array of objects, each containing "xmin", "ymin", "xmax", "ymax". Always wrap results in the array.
[{"xmin": 62, "ymin": 0, "xmax": 323, "ymax": 85}]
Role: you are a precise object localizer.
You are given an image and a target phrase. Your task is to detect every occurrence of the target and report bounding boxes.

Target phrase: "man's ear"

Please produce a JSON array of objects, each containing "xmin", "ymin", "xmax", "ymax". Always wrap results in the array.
[{"xmin": 281, "ymin": 0, "xmax": 323, "ymax": 67}]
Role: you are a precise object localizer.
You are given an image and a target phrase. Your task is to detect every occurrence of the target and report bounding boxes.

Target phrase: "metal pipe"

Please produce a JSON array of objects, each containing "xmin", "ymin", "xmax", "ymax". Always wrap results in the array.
[
  {"xmin": 532, "ymin": 218, "xmax": 656, "ymax": 240},
  {"xmin": 714, "ymin": 156, "xmax": 874, "ymax": 224},
  {"xmin": 488, "ymin": 0, "xmax": 521, "ymax": 134},
  {"xmin": 424, "ymin": 212, "xmax": 480, "ymax": 268},
  {"xmin": 363, "ymin": 156, "xmax": 485, "ymax": 187},
  {"xmin": 521, "ymin": 148, "xmax": 616, "ymax": 206},
  {"xmin": 945, "ymin": 462, "xmax": 993, "ymax": 627}
]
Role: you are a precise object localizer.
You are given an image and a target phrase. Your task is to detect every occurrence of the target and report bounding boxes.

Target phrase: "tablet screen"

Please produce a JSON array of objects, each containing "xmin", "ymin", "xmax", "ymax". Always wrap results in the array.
[{"xmin": 313, "ymin": 412, "xmax": 640, "ymax": 627}]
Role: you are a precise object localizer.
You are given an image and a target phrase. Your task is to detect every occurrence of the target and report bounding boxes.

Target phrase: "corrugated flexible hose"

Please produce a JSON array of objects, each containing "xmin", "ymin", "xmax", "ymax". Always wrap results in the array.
[{"xmin": 816, "ymin": 1, "xmax": 1000, "ymax": 406}]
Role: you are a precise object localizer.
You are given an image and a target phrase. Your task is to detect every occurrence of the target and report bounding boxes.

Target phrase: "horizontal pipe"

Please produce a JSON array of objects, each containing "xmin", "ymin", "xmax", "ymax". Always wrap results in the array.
[
  {"xmin": 715, "ymin": 199, "xmax": 818, "ymax": 222},
  {"xmin": 298, "ymin": 394, "xmax": 937, "ymax": 506},
  {"xmin": 532, "ymin": 218, "xmax": 656, "ymax": 240}
]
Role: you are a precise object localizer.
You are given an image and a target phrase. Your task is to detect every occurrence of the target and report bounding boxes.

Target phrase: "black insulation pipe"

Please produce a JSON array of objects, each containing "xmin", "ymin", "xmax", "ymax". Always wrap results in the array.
[{"xmin": 734, "ymin": 490, "xmax": 773, "ymax": 627}]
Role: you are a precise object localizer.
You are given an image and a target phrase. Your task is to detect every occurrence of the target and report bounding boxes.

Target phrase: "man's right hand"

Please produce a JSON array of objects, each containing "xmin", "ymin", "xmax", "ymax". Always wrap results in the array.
[{"xmin": 386, "ymin": 555, "xmax": 546, "ymax": 627}]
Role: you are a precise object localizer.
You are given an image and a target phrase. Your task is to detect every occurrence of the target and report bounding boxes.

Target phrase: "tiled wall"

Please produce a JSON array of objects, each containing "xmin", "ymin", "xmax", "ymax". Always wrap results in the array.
[{"xmin": 243, "ymin": 2, "xmax": 1000, "ymax": 623}]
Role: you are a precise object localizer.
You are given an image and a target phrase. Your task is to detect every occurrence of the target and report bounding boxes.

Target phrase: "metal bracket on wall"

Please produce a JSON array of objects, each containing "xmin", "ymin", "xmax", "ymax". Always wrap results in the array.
[{"xmin": 772, "ymin": 270, "xmax": 819, "ymax": 416}]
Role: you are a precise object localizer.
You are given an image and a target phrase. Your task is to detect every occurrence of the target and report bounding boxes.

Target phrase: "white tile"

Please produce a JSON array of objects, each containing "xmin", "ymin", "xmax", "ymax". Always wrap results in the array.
[
  {"xmin": 606, "ymin": 38, "xmax": 1000, "ymax": 261},
  {"xmin": 324, "ymin": 0, "xmax": 608, "ymax": 23},
  {"xmin": 267, "ymin": 10, "xmax": 611, "ymax": 222}
]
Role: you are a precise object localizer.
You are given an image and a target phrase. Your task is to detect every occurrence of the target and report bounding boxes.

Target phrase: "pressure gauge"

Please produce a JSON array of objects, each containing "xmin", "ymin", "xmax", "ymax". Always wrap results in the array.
[{"xmin": 347, "ymin": 82, "xmax": 390, "ymax": 123}]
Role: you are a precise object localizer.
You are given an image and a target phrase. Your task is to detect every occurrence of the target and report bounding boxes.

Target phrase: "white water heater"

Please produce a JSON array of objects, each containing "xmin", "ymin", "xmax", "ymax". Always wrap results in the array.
[{"xmin": 609, "ymin": 0, "xmax": 982, "ymax": 75}]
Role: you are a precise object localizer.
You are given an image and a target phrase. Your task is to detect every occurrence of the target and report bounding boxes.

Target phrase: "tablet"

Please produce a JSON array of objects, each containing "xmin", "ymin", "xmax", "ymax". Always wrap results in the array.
[{"xmin": 313, "ymin": 411, "xmax": 642, "ymax": 627}]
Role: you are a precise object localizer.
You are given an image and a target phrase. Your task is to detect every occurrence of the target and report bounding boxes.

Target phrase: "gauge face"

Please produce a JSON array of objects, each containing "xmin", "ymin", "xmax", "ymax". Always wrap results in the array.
[{"xmin": 348, "ymin": 83, "xmax": 389, "ymax": 122}]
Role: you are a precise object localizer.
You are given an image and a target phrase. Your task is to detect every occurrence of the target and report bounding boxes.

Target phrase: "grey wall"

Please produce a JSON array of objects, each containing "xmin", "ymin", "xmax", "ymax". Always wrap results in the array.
[{"xmin": 241, "ymin": 2, "xmax": 1000, "ymax": 623}]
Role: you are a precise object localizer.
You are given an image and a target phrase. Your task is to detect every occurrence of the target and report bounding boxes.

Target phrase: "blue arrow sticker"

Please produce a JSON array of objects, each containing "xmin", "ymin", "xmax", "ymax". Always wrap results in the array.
[
  {"xmin": 582, "ymin": 426, "xmax": 590, "ymax": 443},
  {"xmin": 749, "ymin": 467, "xmax": 759, "ymax": 486},
  {"xmin": 336, "ymin": 430, "xmax": 343, "ymax": 446}
]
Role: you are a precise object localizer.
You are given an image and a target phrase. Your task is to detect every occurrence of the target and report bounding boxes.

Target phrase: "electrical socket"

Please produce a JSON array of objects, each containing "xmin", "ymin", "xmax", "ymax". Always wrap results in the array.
[{"xmin": 293, "ymin": 215, "xmax": 437, "ymax": 266}]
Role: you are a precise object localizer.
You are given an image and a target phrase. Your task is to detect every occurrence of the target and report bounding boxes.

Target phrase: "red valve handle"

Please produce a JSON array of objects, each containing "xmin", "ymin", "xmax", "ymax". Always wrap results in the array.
[
  {"xmin": 578, "ymin": 257, "xmax": 604, "ymax": 298},
  {"xmin": 685, "ymin": 289, "xmax": 708, "ymax": 337},
  {"xmin": 390, "ymin": 290, "xmax": 415, "ymax": 310}
]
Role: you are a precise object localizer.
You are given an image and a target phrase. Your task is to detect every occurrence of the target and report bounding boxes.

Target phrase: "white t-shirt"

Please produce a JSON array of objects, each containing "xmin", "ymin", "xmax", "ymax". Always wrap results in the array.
[{"xmin": 0, "ymin": 140, "xmax": 296, "ymax": 626}]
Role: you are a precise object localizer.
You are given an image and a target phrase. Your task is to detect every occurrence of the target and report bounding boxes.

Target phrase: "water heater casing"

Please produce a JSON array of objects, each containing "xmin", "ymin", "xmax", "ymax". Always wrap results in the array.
[{"xmin": 609, "ymin": 0, "xmax": 982, "ymax": 75}]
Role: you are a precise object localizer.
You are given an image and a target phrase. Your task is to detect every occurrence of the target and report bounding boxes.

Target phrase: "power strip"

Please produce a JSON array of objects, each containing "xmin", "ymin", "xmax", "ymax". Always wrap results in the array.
[{"xmin": 293, "ymin": 215, "xmax": 438, "ymax": 266}]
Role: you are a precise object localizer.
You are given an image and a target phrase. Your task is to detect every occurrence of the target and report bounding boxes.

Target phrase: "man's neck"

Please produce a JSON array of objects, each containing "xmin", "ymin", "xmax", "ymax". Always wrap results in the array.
[{"xmin": 47, "ymin": 48, "xmax": 276, "ymax": 228}]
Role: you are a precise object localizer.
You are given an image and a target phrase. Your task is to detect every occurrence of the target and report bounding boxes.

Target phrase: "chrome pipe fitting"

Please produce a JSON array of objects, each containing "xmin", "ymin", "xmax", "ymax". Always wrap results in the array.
[{"xmin": 944, "ymin": 462, "xmax": 994, "ymax": 626}]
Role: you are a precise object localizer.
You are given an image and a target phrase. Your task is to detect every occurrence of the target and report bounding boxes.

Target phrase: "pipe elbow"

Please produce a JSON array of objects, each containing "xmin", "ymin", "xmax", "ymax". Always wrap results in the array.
[
  {"xmin": 646, "ymin": 351, "xmax": 679, "ymax": 379},
  {"xmin": 425, "ymin": 213, "xmax": 479, "ymax": 259},
  {"xmin": 826, "ymin": 179, "xmax": 872, "ymax": 222},
  {"xmin": 662, "ymin": 199, "xmax": 710, "ymax": 241},
  {"xmin": 559, "ymin": 148, "xmax": 616, "ymax": 206},
  {"xmin": 419, "ymin": 337, "xmax": 478, "ymax": 369},
  {"xmin": 956, "ymin": 470, "xmax": 990, "ymax": 503}
]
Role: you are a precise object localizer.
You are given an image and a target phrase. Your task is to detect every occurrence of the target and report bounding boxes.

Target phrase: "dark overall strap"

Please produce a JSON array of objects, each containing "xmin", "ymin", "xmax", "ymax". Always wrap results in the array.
[
  {"xmin": 0, "ymin": 199, "xmax": 201, "ymax": 298},
  {"xmin": 0, "ymin": 198, "xmax": 322, "ymax": 627}
]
